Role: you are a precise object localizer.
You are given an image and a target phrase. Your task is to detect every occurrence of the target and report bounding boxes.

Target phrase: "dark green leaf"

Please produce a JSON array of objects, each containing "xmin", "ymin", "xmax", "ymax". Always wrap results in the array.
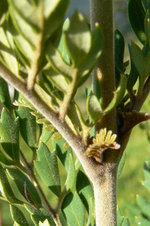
[
  {"xmin": 0, "ymin": 77, "xmax": 11, "ymax": 110},
  {"xmin": 115, "ymin": 29, "xmax": 125, "ymax": 72},
  {"xmin": 7, "ymin": 168, "xmax": 41, "ymax": 207},
  {"xmin": 128, "ymin": 0, "xmax": 146, "ymax": 44},
  {"xmin": 130, "ymin": 42, "xmax": 150, "ymax": 87},
  {"xmin": 62, "ymin": 192, "xmax": 86, "ymax": 226},
  {"xmin": 76, "ymin": 171, "xmax": 95, "ymax": 226},
  {"xmin": 0, "ymin": 145, "xmax": 14, "ymax": 166},
  {"xmin": 0, "ymin": 108, "xmax": 19, "ymax": 162},
  {"xmin": 142, "ymin": 0, "xmax": 150, "ymax": 10},
  {"xmin": 10, "ymin": 205, "xmax": 29, "ymax": 226},
  {"xmin": 17, "ymin": 107, "xmax": 37, "ymax": 148},
  {"xmin": 145, "ymin": 10, "xmax": 150, "ymax": 47},
  {"xmin": 0, "ymin": 0, "xmax": 8, "ymax": 24},
  {"xmin": 115, "ymin": 29, "xmax": 125, "ymax": 86},
  {"xmin": 0, "ymin": 164, "xmax": 22, "ymax": 204},
  {"xmin": 34, "ymin": 142, "xmax": 61, "ymax": 196},
  {"xmin": 127, "ymin": 46, "xmax": 139, "ymax": 90}
]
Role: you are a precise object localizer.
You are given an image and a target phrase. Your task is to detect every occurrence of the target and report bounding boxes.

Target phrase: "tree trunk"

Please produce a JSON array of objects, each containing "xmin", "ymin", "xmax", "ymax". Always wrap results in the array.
[{"xmin": 93, "ymin": 167, "xmax": 117, "ymax": 226}]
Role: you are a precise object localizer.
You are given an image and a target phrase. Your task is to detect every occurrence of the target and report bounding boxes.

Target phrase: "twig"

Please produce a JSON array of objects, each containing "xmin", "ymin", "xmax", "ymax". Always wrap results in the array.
[{"xmin": 0, "ymin": 62, "xmax": 102, "ymax": 182}]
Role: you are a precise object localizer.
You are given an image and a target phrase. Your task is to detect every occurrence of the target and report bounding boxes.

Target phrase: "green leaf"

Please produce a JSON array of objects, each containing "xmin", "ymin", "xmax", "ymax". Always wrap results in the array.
[
  {"xmin": 44, "ymin": 0, "xmax": 69, "ymax": 40},
  {"xmin": 0, "ymin": 164, "xmax": 22, "ymax": 204},
  {"xmin": 145, "ymin": 10, "xmax": 150, "ymax": 47},
  {"xmin": 0, "ymin": 26, "xmax": 19, "ymax": 74},
  {"xmin": 58, "ymin": 18, "xmax": 70, "ymax": 64},
  {"xmin": 115, "ymin": 30, "xmax": 125, "ymax": 72},
  {"xmin": 64, "ymin": 11, "xmax": 91, "ymax": 66},
  {"xmin": 86, "ymin": 93, "xmax": 103, "ymax": 123},
  {"xmin": 137, "ymin": 195, "xmax": 150, "ymax": 218},
  {"xmin": 17, "ymin": 107, "xmax": 37, "ymax": 148},
  {"xmin": 34, "ymin": 143, "xmax": 61, "ymax": 196},
  {"xmin": 62, "ymin": 192, "xmax": 86, "ymax": 226},
  {"xmin": 0, "ymin": 77, "xmax": 11, "ymax": 110},
  {"xmin": 127, "ymin": 46, "xmax": 139, "ymax": 90},
  {"xmin": 34, "ymin": 84, "xmax": 58, "ymax": 111},
  {"xmin": 135, "ymin": 216, "xmax": 150, "ymax": 226},
  {"xmin": 0, "ymin": 0, "xmax": 8, "ymax": 24},
  {"xmin": 142, "ymin": 0, "xmax": 150, "ymax": 10},
  {"xmin": 7, "ymin": 168, "xmax": 41, "ymax": 207},
  {"xmin": 143, "ymin": 160, "xmax": 150, "ymax": 181},
  {"xmin": 77, "ymin": 24, "xmax": 103, "ymax": 87},
  {"xmin": 31, "ymin": 208, "xmax": 56, "ymax": 226},
  {"xmin": 46, "ymin": 42, "xmax": 74, "ymax": 80},
  {"xmin": 65, "ymin": 152, "xmax": 76, "ymax": 191},
  {"xmin": 118, "ymin": 154, "xmax": 126, "ymax": 178},
  {"xmin": 0, "ymin": 108, "xmax": 19, "ymax": 162},
  {"xmin": 115, "ymin": 29, "xmax": 125, "ymax": 86},
  {"xmin": 76, "ymin": 171, "xmax": 95, "ymax": 226},
  {"xmin": 117, "ymin": 208, "xmax": 124, "ymax": 225},
  {"xmin": 104, "ymin": 74, "xmax": 127, "ymax": 113},
  {"xmin": 10, "ymin": 205, "xmax": 29, "ymax": 226},
  {"xmin": 128, "ymin": 0, "xmax": 146, "ymax": 44},
  {"xmin": 0, "ymin": 145, "xmax": 14, "ymax": 166},
  {"xmin": 43, "ymin": 67, "xmax": 69, "ymax": 93},
  {"xmin": 130, "ymin": 42, "xmax": 150, "ymax": 87},
  {"xmin": 122, "ymin": 218, "xmax": 130, "ymax": 226},
  {"xmin": 143, "ymin": 179, "xmax": 150, "ymax": 192},
  {"xmin": 8, "ymin": 0, "xmax": 42, "ymax": 46}
]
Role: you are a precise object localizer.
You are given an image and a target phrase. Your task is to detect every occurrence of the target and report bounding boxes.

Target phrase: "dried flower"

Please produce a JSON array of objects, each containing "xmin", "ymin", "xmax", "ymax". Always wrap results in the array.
[{"xmin": 85, "ymin": 128, "xmax": 120, "ymax": 162}]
